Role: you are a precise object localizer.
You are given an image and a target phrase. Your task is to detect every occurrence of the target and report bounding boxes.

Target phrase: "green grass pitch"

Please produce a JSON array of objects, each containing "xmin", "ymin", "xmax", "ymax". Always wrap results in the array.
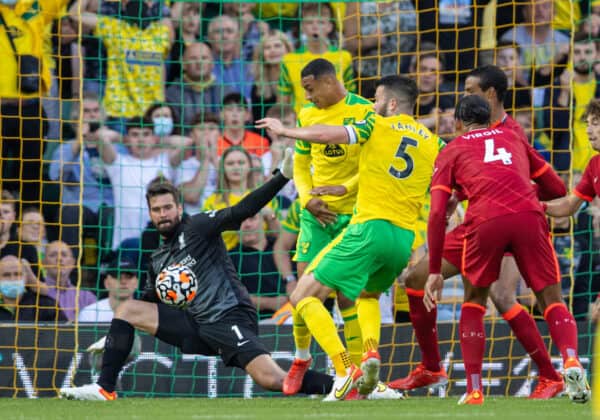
[{"xmin": 2, "ymin": 397, "xmax": 591, "ymax": 420}]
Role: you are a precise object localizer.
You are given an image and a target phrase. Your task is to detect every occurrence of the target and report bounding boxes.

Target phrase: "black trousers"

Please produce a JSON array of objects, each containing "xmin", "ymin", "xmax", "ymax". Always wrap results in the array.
[{"xmin": 0, "ymin": 99, "xmax": 47, "ymax": 209}]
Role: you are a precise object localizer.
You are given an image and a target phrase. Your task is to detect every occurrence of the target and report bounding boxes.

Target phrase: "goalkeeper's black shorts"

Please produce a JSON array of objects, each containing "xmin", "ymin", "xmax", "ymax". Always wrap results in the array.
[{"xmin": 155, "ymin": 303, "xmax": 269, "ymax": 369}]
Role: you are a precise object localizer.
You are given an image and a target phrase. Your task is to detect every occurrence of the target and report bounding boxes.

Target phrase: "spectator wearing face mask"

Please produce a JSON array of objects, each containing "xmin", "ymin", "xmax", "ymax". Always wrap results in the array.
[
  {"xmin": 68, "ymin": 0, "xmax": 175, "ymax": 134},
  {"xmin": 0, "ymin": 255, "xmax": 67, "ymax": 322},
  {"xmin": 143, "ymin": 102, "xmax": 181, "ymax": 138}
]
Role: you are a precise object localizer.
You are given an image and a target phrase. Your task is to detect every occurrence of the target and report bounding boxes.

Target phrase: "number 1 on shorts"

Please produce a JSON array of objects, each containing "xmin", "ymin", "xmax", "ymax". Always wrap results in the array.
[{"xmin": 231, "ymin": 325, "xmax": 244, "ymax": 340}]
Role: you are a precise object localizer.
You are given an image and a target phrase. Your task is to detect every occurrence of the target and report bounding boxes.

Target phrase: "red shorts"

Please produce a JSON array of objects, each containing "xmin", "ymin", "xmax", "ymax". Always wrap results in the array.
[
  {"xmin": 461, "ymin": 211, "xmax": 560, "ymax": 292},
  {"xmin": 443, "ymin": 225, "xmax": 514, "ymax": 271},
  {"xmin": 442, "ymin": 224, "xmax": 467, "ymax": 269}
]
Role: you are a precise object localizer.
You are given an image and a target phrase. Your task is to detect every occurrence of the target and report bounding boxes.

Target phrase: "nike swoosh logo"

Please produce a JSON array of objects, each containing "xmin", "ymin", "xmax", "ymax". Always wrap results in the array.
[
  {"xmin": 237, "ymin": 340, "xmax": 250, "ymax": 347},
  {"xmin": 334, "ymin": 376, "xmax": 352, "ymax": 399},
  {"xmin": 346, "ymin": 336, "xmax": 360, "ymax": 341}
]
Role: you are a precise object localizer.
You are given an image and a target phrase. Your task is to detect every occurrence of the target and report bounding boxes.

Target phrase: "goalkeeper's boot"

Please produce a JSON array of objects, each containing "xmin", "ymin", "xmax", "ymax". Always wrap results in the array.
[
  {"xmin": 283, "ymin": 357, "xmax": 312, "ymax": 395},
  {"xmin": 457, "ymin": 389, "xmax": 484, "ymax": 405},
  {"xmin": 563, "ymin": 357, "xmax": 591, "ymax": 404},
  {"xmin": 59, "ymin": 383, "xmax": 117, "ymax": 401},
  {"xmin": 388, "ymin": 363, "xmax": 448, "ymax": 392},
  {"xmin": 367, "ymin": 382, "xmax": 405, "ymax": 400},
  {"xmin": 528, "ymin": 375, "xmax": 564, "ymax": 399},
  {"xmin": 323, "ymin": 365, "xmax": 362, "ymax": 402},
  {"xmin": 357, "ymin": 350, "xmax": 380, "ymax": 396}
]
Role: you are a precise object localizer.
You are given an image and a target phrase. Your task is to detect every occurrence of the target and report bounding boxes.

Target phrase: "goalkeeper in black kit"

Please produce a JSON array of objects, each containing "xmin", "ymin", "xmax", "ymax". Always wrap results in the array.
[{"xmin": 60, "ymin": 150, "xmax": 334, "ymax": 400}]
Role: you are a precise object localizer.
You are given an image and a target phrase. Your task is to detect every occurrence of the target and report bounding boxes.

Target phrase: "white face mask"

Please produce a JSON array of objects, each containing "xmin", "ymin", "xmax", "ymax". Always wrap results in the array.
[
  {"xmin": 0, "ymin": 279, "xmax": 25, "ymax": 299},
  {"xmin": 153, "ymin": 116, "xmax": 174, "ymax": 137}
]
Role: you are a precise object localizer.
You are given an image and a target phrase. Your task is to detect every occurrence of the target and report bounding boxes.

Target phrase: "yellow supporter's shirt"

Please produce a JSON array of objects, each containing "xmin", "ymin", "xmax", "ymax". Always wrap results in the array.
[
  {"xmin": 553, "ymin": 0, "xmax": 580, "ymax": 31},
  {"xmin": 279, "ymin": 45, "xmax": 356, "ymax": 114},
  {"xmin": 0, "ymin": 0, "xmax": 67, "ymax": 98},
  {"xmin": 294, "ymin": 93, "xmax": 372, "ymax": 214},
  {"xmin": 95, "ymin": 17, "xmax": 170, "ymax": 118},
  {"xmin": 348, "ymin": 113, "xmax": 443, "ymax": 231},
  {"xmin": 572, "ymin": 79, "xmax": 598, "ymax": 172},
  {"xmin": 202, "ymin": 192, "xmax": 277, "ymax": 251}
]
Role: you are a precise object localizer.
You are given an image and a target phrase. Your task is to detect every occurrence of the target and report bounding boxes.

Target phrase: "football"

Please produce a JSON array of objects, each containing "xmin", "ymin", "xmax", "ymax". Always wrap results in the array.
[{"xmin": 155, "ymin": 264, "xmax": 198, "ymax": 307}]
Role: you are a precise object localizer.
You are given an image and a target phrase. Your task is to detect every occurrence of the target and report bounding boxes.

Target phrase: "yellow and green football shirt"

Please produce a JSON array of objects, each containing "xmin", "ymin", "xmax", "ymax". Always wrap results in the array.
[
  {"xmin": 346, "ymin": 113, "xmax": 444, "ymax": 231},
  {"xmin": 294, "ymin": 93, "xmax": 372, "ymax": 214},
  {"xmin": 281, "ymin": 198, "xmax": 301, "ymax": 234},
  {"xmin": 279, "ymin": 45, "xmax": 356, "ymax": 114},
  {"xmin": 95, "ymin": 17, "xmax": 170, "ymax": 118}
]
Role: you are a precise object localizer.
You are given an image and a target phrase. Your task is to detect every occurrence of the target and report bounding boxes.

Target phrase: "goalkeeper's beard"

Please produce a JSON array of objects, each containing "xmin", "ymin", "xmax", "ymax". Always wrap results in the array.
[{"xmin": 156, "ymin": 216, "xmax": 181, "ymax": 237}]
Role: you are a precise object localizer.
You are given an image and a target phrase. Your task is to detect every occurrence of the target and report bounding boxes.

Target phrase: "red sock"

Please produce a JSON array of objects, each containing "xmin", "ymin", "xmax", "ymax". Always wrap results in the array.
[
  {"xmin": 503, "ymin": 304, "xmax": 561, "ymax": 381},
  {"xmin": 544, "ymin": 303, "xmax": 579, "ymax": 362},
  {"xmin": 407, "ymin": 288, "xmax": 441, "ymax": 372},
  {"xmin": 460, "ymin": 303, "xmax": 486, "ymax": 393}
]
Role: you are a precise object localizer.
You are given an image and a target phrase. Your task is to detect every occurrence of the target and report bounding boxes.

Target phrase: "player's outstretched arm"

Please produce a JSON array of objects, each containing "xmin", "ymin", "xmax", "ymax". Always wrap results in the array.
[
  {"xmin": 544, "ymin": 194, "xmax": 584, "ymax": 217},
  {"xmin": 530, "ymin": 163, "xmax": 567, "ymax": 201},
  {"xmin": 255, "ymin": 118, "xmax": 349, "ymax": 144},
  {"xmin": 427, "ymin": 188, "xmax": 451, "ymax": 278},
  {"xmin": 424, "ymin": 188, "xmax": 451, "ymax": 311}
]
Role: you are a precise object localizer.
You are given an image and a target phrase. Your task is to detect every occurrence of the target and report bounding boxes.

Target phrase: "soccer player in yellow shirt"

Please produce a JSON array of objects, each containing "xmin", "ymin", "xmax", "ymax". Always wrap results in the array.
[
  {"xmin": 257, "ymin": 75, "xmax": 442, "ymax": 401},
  {"xmin": 287, "ymin": 58, "xmax": 368, "ymax": 391},
  {"xmin": 275, "ymin": 58, "xmax": 398, "ymax": 400}
]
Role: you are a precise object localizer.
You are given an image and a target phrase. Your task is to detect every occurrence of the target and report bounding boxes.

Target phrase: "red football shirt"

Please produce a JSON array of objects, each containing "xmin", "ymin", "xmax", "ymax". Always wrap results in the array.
[
  {"xmin": 495, "ymin": 114, "xmax": 528, "ymax": 143},
  {"xmin": 431, "ymin": 126, "xmax": 547, "ymax": 232},
  {"xmin": 574, "ymin": 155, "xmax": 600, "ymax": 202}
]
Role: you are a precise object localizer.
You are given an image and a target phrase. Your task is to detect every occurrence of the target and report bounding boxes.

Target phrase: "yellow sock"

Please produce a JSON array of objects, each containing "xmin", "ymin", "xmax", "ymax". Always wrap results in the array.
[
  {"xmin": 292, "ymin": 307, "xmax": 311, "ymax": 359},
  {"xmin": 331, "ymin": 352, "xmax": 352, "ymax": 378},
  {"xmin": 297, "ymin": 296, "xmax": 350, "ymax": 376},
  {"xmin": 357, "ymin": 297, "xmax": 381, "ymax": 353},
  {"xmin": 340, "ymin": 305, "xmax": 362, "ymax": 366}
]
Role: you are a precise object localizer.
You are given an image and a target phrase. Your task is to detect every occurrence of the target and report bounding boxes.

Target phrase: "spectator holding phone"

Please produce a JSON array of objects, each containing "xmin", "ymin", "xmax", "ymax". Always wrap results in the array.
[{"xmin": 48, "ymin": 92, "xmax": 120, "ymax": 256}]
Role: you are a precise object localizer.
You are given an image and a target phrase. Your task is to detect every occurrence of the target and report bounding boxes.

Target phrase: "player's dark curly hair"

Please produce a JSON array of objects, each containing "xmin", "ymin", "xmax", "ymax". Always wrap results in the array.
[
  {"xmin": 468, "ymin": 65, "xmax": 508, "ymax": 103},
  {"xmin": 584, "ymin": 99, "xmax": 600, "ymax": 120},
  {"xmin": 301, "ymin": 58, "xmax": 336, "ymax": 80},
  {"xmin": 375, "ymin": 75, "xmax": 419, "ymax": 109},
  {"xmin": 454, "ymin": 95, "xmax": 491, "ymax": 126},
  {"xmin": 146, "ymin": 178, "xmax": 181, "ymax": 208}
]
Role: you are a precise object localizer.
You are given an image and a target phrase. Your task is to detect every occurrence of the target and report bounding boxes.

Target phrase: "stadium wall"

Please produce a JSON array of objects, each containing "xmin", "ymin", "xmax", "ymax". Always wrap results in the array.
[{"xmin": 0, "ymin": 322, "xmax": 593, "ymax": 398}]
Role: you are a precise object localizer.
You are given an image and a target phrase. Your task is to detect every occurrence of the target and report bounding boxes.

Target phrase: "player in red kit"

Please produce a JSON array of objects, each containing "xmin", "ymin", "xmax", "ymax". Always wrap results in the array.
[
  {"xmin": 388, "ymin": 65, "xmax": 566, "ymax": 400},
  {"xmin": 545, "ymin": 99, "xmax": 600, "ymax": 216},
  {"xmin": 425, "ymin": 95, "xmax": 590, "ymax": 405}
]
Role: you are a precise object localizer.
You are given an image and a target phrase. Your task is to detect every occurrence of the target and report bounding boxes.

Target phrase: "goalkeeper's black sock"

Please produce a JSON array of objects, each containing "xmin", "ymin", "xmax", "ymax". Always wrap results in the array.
[
  {"xmin": 299, "ymin": 369, "xmax": 334, "ymax": 395},
  {"xmin": 98, "ymin": 318, "xmax": 135, "ymax": 393}
]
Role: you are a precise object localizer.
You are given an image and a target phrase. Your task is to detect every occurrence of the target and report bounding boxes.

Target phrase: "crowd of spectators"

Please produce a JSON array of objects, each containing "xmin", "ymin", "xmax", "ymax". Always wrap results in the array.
[{"xmin": 0, "ymin": 0, "xmax": 599, "ymax": 324}]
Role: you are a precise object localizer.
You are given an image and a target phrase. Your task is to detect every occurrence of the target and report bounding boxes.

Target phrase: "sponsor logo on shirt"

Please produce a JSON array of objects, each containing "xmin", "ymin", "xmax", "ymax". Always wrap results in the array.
[
  {"xmin": 125, "ymin": 50, "xmax": 163, "ymax": 66},
  {"xmin": 323, "ymin": 144, "xmax": 346, "ymax": 158}
]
